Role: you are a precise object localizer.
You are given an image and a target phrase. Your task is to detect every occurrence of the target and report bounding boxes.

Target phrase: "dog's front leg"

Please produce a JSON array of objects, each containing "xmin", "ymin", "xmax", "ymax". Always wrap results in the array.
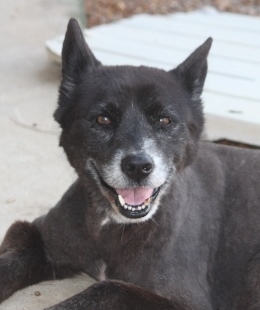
[
  {"xmin": 45, "ymin": 280, "xmax": 191, "ymax": 310},
  {"xmin": 0, "ymin": 221, "xmax": 50, "ymax": 303},
  {"xmin": 0, "ymin": 220, "xmax": 77, "ymax": 303}
]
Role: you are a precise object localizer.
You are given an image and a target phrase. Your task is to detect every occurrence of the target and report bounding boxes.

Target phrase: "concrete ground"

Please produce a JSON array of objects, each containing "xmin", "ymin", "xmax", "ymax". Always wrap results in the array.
[{"xmin": 0, "ymin": 1, "xmax": 95, "ymax": 309}]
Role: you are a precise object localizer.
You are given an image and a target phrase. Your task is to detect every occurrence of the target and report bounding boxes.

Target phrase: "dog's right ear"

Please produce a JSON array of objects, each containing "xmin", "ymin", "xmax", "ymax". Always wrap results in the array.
[
  {"xmin": 55, "ymin": 18, "xmax": 101, "ymax": 124},
  {"xmin": 62, "ymin": 18, "xmax": 100, "ymax": 79}
]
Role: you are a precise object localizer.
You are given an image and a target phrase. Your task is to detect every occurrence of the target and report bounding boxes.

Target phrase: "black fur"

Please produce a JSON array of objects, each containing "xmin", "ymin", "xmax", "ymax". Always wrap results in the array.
[
  {"xmin": 1, "ymin": 18, "xmax": 260, "ymax": 310},
  {"xmin": 0, "ymin": 221, "xmax": 80, "ymax": 302}
]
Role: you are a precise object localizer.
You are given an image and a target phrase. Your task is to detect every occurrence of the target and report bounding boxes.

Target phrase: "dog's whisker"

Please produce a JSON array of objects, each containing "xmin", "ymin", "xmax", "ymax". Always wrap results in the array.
[{"xmin": 150, "ymin": 217, "xmax": 158, "ymax": 226}]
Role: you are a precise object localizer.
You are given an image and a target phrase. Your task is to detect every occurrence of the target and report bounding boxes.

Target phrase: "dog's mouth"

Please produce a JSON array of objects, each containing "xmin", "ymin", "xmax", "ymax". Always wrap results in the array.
[
  {"xmin": 91, "ymin": 162, "xmax": 161, "ymax": 219},
  {"xmin": 115, "ymin": 187, "xmax": 160, "ymax": 219}
]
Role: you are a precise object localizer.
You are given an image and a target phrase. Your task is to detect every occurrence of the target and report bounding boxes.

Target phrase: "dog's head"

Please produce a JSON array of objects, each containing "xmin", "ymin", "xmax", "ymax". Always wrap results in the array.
[{"xmin": 55, "ymin": 19, "xmax": 212, "ymax": 224}]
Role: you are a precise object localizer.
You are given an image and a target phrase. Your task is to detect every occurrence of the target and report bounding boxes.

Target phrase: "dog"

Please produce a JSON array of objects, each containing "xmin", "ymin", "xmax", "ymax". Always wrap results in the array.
[{"xmin": 0, "ymin": 18, "xmax": 260, "ymax": 310}]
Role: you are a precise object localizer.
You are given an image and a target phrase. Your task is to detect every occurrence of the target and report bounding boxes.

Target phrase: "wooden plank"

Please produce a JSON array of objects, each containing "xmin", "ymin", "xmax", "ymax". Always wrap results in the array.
[
  {"xmin": 86, "ymin": 30, "xmax": 260, "ymax": 80},
  {"xmin": 204, "ymin": 75, "xmax": 260, "ymax": 102},
  {"xmin": 203, "ymin": 92, "xmax": 260, "ymax": 124},
  {"xmin": 88, "ymin": 23, "xmax": 260, "ymax": 64},
  {"xmin": 172, "ymin": 10, "xmax": 260, "ymax": 32},
  {"xmin": 121, "ymin": 14, "xmax": 260, "ymax": 47}
]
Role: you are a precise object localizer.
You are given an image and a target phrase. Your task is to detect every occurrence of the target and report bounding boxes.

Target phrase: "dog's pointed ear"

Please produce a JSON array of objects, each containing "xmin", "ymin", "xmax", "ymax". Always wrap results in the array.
[
  {"xmin": 61, "ymin": 18, "xmax": 101, "ymax": 89},
  {"xmin": 55, "ymin": 18, "xmax": 101, "ymax": 125},
  {"xmin": 170, "ymin": 38, "xmax": 212, "ymax": 101}
]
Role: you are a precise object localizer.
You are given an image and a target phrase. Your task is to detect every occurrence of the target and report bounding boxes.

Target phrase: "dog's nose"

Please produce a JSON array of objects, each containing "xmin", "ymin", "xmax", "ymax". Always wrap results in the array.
[{"xmin": 121, "ymin": 154, "xmax": 154, "ymax": 182}]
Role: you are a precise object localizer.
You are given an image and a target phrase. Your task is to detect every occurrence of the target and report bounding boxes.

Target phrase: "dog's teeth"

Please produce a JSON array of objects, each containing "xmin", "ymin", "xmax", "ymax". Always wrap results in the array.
[
  {"xmin": 118, "ymin": 194, "xmax": 150, "ymax": 212},
  {"xmin": 144, "ymin": 198, "xmax": 151, "ymax": 206},
  {"xmin": 118, "ymin": 195, "xmax": 125, "ymax": 206}
]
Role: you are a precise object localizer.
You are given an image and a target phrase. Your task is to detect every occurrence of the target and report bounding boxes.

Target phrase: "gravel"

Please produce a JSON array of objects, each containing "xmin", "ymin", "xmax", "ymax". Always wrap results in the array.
[{"xmin": 85, "ymin": 0, "xmax": 260, "ymax": 27}]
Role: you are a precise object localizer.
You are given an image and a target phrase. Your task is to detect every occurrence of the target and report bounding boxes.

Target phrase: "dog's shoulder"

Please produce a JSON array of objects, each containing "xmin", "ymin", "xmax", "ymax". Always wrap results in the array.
[
  {"xmin": 197, "ymin": 141, "xmax": 259, "ymax": 165},
  {"xmin": 189, "ymin": 142, "xmax": 260, "ymax": 195}
]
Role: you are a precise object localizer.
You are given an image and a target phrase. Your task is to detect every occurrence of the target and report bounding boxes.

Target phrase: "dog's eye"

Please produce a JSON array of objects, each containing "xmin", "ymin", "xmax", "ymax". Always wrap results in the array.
[
  {"xmin": 97, "ymin": 116, "xmax": 111, "ymax": 125},
  {"xmin": 159, "ymin": 117, "xmax": 171, "ymax": 125}
]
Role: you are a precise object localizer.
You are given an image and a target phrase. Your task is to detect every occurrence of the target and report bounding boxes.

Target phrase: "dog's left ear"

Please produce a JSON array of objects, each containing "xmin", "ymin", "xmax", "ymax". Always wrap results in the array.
[{"xmin": 170, "ymin": 38, "xmax": 212, "ymax": 101}]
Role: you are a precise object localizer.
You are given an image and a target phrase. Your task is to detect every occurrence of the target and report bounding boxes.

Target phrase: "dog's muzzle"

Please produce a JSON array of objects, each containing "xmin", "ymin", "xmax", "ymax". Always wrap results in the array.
[{"xmin": 90, "ymin": 161, "xmax": 162, "ymax": 219}]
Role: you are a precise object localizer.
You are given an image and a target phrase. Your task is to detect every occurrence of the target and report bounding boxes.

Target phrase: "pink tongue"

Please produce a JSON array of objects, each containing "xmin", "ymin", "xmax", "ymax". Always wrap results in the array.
[{"xmin": 116, "ymin": 188, "xmax": 154, "ymax": 206}]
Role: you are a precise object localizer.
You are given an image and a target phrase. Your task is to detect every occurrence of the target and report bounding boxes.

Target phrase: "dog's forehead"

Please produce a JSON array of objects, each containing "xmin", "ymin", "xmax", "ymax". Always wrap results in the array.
[
  {"xmin": 92, "ymin": 65, "xmax": 165, "ymax": 88},
  {"xmin": 84, "ymin": 65, "xmax": 183, "ymax": 108}
]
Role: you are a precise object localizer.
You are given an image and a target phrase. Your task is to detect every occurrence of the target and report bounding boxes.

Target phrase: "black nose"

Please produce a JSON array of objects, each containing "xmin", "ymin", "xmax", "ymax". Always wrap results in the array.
[{"xmin": 121, "ymin": 154, "xmax": 154, "ymax": 182}]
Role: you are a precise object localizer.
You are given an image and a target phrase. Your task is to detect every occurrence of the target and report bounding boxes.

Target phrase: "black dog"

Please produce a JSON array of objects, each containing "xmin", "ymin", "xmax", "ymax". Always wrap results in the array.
[{"xmin": 1, "ymin": 18, "xmax": 260, "ymax": 310}]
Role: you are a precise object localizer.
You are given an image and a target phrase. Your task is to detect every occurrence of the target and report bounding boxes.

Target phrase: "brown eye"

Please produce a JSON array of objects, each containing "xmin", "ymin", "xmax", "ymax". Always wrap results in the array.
[
  {"xmin": 159, "ymin": 117, "xmax": 171, "ymax": 125},
  {"xmin": 97, "ymin": 116, "xmax": 111, "ymax": 125}
]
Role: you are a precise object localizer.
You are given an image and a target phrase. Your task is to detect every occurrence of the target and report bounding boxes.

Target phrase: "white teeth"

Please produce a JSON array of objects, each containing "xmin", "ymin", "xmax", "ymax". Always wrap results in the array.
[
  {"xmin": 118, "ymin": 197, "xmax": 150, "ymax": 212},
  {"xmin": 118, "ymin": 195, "xmax": 125, "ymax": 206}
]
